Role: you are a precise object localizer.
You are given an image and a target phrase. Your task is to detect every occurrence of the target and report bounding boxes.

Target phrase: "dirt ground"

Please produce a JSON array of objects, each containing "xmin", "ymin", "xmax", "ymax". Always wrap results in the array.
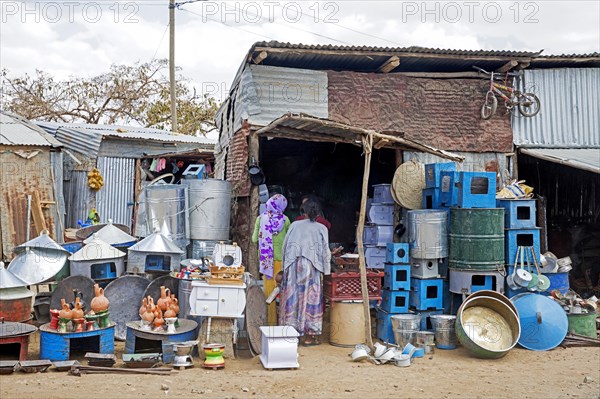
[{"xmin": 1, "ymin": 332, "xmax": 599, "ymax": 399}]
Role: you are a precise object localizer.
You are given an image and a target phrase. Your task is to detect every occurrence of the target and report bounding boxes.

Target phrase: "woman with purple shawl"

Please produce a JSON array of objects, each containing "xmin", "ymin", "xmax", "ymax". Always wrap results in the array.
[{"xmin": 252, "ymin": 194, "xmax": 290, "ymax": 325}]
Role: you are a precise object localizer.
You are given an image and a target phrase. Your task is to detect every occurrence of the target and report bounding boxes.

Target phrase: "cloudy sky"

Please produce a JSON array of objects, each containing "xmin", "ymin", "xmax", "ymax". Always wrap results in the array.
[{"xmin": 1, "ymin": 0, "xmax": 599, "ymax": 105}]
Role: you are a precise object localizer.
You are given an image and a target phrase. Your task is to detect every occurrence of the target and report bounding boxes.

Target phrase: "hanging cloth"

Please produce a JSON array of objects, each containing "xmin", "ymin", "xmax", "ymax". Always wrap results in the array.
[{"xmin": 258, "ymin": 194, "xmax": 288, "ymax": 279}]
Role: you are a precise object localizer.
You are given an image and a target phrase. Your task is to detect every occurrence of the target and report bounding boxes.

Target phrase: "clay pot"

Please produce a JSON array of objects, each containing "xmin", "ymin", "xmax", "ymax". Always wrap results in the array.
[
  {"xmin": 142, "ymin": 305, "xmax": 155, "ymax": 324},
  {"xmin": 164, "ymin": 307, "xmax": 176, "ymax": 319},
  {"xmin": 139, "ymin": 297, "xmax": 148, "ymax": 317},
  {"xmin": 153, "ymin": 308, "xmax": 164, "ymax": 329},
  {"xmin": 72, "ymin": 297, "xmax": 84, "ymax": 320},
  {"xmin": 90, "ymin": 284, "xmax": 109, "ymax": 313},
  {"xmin": 170, "ymin": 295, "xmax": 180, "ymax": 315},
  {"xmin": 157, "ymin": 286, "xmax": 171, "ymax": 312},
  {"xmin": 49, "ymin": 309, "xmax": 60, "ymax": 330},
  {"xmin": 59, "ymin": 299, "xmax": 73, "ymax": 319}
]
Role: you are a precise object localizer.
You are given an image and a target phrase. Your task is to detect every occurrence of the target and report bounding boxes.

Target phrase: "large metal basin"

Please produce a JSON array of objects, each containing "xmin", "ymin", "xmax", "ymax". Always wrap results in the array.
[{"xmin": 456, "ymin": 295, "xmax": 520, "ymax": 359}]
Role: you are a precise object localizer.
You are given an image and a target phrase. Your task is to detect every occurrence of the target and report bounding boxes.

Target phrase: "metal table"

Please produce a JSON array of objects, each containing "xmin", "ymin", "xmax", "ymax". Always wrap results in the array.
[{"xmin": 124, "ymin": 319, "xmax": 198, "ymax": 363}]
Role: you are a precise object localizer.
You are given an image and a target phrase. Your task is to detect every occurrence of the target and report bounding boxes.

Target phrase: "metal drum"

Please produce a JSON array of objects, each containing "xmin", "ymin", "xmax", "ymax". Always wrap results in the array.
[
  {"xmin": 145, "ymin": 184, "xmax": 190, "ymax": 250},
  {"xmin": 186, "ymin": 179, "xmax": 232, "ymax": 241},
  {"xmin": 449, "ymin": 208, "xmax": 505, "ymax": 271},
  {"xmin": 329, "ymin": 301, "xmax": 366, "ymax": 347},
  {"xmin": 408, "ymin": 210, "xmax": 448, "ymax": 259}
]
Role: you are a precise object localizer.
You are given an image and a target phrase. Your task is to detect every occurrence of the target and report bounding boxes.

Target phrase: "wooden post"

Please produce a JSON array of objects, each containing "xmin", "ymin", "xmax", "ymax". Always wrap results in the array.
[
  {"xmin": 356, "ymin": 133, "xmax": 374, "ymax": 350},
  {"xmin": 247, "ymin": 130, "xmax": 260, "ymax": 277}
]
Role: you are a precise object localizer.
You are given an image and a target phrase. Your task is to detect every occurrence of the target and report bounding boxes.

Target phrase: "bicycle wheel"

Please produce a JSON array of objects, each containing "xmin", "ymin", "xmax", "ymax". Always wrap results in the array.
[
  {"xmin": 518, "ymin": 92, "xmax": 541, "ymax": 117},
  {"xmin": 481, "ymin": 92, "xmax": 498, "ymax": 120}
]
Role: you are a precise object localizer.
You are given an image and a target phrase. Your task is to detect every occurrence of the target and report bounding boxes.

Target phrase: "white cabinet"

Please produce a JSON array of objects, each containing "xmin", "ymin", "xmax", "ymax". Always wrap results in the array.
[
  {"xmin": 189, "ymin": 281, "xmax": 246, "ymax": 318},
  {"xmin": 259, "ymin": 326, "xmax": 300, "ymax": 369}
]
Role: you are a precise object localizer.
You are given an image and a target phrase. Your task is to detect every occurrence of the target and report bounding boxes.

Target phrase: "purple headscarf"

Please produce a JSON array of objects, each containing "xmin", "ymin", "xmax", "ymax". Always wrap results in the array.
[{"xmin": 259, "ymin": 194, "xmax": 288, "ymax": 278}]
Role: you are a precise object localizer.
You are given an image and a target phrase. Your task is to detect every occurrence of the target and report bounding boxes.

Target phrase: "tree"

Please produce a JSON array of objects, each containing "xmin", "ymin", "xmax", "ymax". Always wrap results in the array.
[{"xmin": 0, "ymin": 59, "xmax": 219, "ymax": 136}]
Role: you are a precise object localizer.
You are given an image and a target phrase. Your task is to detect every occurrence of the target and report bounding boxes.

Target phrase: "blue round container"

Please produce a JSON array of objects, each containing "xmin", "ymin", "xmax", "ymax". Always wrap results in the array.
[{"xmin": 511, "ymin": 293, "xmax": 568, "ymax": 351}]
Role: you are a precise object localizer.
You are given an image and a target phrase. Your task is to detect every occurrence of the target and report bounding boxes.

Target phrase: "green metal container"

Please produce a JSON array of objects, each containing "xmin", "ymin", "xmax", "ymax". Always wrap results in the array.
[
  {"xmin": 567, "ymin": 313, "xmax": 598, "ymax": 338},
  {"xmin": 449, "ymin": 208, "xmax": 505, "ymax": 271}
]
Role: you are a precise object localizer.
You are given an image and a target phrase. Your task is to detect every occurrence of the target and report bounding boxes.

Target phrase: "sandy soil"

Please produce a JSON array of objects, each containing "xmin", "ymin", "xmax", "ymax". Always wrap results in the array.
[{"xmin": 1, "ymin": 332, "xmax": 599, "ymax": 399}]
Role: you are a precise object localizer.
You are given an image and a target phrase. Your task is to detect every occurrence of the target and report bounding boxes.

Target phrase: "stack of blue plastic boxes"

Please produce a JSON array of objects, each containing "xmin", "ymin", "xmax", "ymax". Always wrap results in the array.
[{"xmin": 376, "ymin": 243, "xmax": 411, "ymax": 343}]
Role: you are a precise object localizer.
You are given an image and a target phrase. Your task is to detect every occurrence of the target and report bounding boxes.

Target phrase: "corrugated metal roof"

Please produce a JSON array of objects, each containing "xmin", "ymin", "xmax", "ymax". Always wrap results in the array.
[
  {"xmin": 0, "ymin": 112, "xmax": 62, "ymax": 147},
  {"xmin": 513, "ymin": 68, "xmax": 600, "ymax": 147},
  {"xmin": 36, "ymin": 121, "xmax": 215, "ymax": 157},
  {"xmin": 251, "ymin": 41, "xmax": 542, "ymax": 57},
  {"xmin": 520, "ymin": 148, "xmax": 599, "ymax": 174}
]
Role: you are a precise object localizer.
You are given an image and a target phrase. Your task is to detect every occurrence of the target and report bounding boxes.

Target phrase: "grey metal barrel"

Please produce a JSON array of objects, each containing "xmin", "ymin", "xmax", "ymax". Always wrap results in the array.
[
  {"xmin": 408, "ymin": 210, "xmax": 448, "ymax": 259},
  {"xmin": 186, "ymin": 179, "xmax": 232, "ymax": 241},
  {"xmin": 145, "ymin": 184, "xmax": 189, "ymax": 249}
]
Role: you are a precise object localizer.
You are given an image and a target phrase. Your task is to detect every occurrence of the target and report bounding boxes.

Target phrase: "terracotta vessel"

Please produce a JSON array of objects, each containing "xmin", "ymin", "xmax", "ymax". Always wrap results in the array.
[
  {"xmin": 72, "ymin": 298, "xmax": 84, "ymax": 319},
  {"xmin": 164, "ymin": 307, "xmax": 176, "ymax": 319},
  {"xmin": 142, "ymin": 297, "xmax": 155, "ymax": 324},
  {"xmin": 73, "ymin": 318, "xmax": 85, "ymax": 333},
  {"xmin": 86, "ymin": 320, "xmax": 95, "ymax": 331},
  {"xmin": 153, "ymin": 308, "xmax": 164, "ymax": 330},
  {"xmin": 49, "ymin": 309, "xmax": 60, "ymax": 330},
  {"xmin": 90, "ymin": 284, "xmax": 109, "ymax": 313},
  {"xmin": 170, "ymin": 295, "xmax": 180, "ymax": 315},
  {"xmin": 139, "ymin": 297, "xmax": 148, "ymax": 317},
  {"xmin": 157, "ymin": 286, "xmax": 171, "ymax": 312},
  {"xmin": 59, "ymin": 299, "xmax": 73, "ymax": 319}
]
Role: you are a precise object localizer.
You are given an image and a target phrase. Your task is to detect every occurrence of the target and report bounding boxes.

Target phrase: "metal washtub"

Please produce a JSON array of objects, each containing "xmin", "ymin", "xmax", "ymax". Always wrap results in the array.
[
  {"xmin": 430, "ymin": 314, "xmax": 457, "ymax": 349},
  {"xmin": 185, "ymin": 179, "xmax": 232, "ymax": 241},
  {"xmin": 390, "ymin": 314, "xmax": 421, "ymax": 348},
  {"xmin": 408, "ymin": 210, "xmax": 448, "ymax": 259}
]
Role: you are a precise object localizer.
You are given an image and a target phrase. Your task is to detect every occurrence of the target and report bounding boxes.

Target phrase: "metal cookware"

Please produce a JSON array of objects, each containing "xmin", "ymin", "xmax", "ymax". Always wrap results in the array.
[
  {"xmin": 511, "ymin": 293, "xmax": 568, "ymax": 351},
  {"xmin": 104, "ymin": 275, "xmax": 150, "ymax": 340}
]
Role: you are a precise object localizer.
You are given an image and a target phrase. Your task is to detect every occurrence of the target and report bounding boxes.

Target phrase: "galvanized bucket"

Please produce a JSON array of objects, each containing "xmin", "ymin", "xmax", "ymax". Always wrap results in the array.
[
  {"xmin": 430, "ymin": 314, "xmax": 457, "ymax": 349},
  {"xmin": 408, "ymin": 210, "xmax": 448, "ymax": 259},
  {"xmin": 391, "ymin": 314, "xmax": 421, "ymax": 348}
]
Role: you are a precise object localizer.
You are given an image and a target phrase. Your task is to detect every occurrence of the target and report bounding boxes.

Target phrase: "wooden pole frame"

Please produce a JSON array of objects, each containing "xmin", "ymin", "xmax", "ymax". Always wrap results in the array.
[{"xmin": 356, "ymin": 133, "xmax": 374, "ymax": 350}]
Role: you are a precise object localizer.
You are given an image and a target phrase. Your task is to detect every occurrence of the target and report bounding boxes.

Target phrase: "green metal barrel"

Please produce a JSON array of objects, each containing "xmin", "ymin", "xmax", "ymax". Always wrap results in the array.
[{"xmin": 449, "ymin": 208, "xmax": 505, "ymax": 271}]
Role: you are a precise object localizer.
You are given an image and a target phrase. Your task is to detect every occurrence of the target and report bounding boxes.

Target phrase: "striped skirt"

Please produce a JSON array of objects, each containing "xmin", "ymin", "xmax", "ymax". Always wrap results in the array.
[{"xmin": 278, "ymin": 257, "xmax": 323, "ymax": 336}]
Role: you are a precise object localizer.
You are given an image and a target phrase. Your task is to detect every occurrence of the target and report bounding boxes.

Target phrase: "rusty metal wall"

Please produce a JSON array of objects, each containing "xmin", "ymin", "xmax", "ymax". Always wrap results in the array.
[
  {"xmin": 0, "ymin": 148, "xmax": 58, "ymax": 259},
  {"xmin": 96, "ymin": 157, "xmax": 136, "ymax": 227}
]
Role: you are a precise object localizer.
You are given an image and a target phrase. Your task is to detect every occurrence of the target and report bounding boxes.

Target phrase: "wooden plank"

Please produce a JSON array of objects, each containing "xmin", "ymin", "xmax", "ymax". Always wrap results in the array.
[
  {"xmin": 31, "ymin": 191, "xmax": 48, "ymax": 236},
  {"xmin": 377, "ymin": 56, "xmax": 400, "ymax": 73},
  {"xmin": 247, "ymin": 131, "xmax": 260, "ymax": 278},
  {"xmin": 496, "ymin": 60, "xmax": 518, "ymax": 73}
]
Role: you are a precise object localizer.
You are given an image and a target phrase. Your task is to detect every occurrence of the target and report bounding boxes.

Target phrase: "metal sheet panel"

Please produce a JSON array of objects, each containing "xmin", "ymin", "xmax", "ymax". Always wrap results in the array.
[
  {"xmin": 0, "ymin": 113, "xmax": 62, "ymax": 147},
  {"xmin": 63, "ymin": 170, "xmax": 94, "ymax": 229},
  {"xmin": 403, "ymin": 151, "xmax": 509, "ymax": 182},
  {"xmin": 513, "ymin": 68, "xmax": 600, "ymax": 148},
  {"xmin": 96, "ymin": 157, "xmax": 136, "ymax": 228},
  {"xmin": 520, "ymin": 148, "xmax": 600, "ymax": 174},
  {"xmin": 50, "ymin": 151, "xmax": 65, "ymax": 241},
  {"xmin": 248, "ymin": 65, "xmax": 328, "ymax": 126}
]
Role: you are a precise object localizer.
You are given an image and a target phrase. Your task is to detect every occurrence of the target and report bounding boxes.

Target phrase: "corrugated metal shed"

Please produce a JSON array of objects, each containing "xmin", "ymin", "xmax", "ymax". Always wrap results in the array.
[
  {"xmin": 96, "ymin": 157, "xmax": 136, "ymax": 226},
  {"xmin": 36, "ymin": 121, "xmax": 215, "ymax": 158},
  {"xmin": 513, "ymin": 68, "xmax": 600, "ymax": 147},
  {"xmin": 520, "ymin": 148, "xmax": 599, "ymax": 174},
  {"xmin": 0, "ymin": 112, "xmax": 62, "ymax": 147}
]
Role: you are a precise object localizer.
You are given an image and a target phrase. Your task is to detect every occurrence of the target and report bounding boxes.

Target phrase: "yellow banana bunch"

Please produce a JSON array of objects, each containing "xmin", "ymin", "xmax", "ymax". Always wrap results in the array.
[{"xmin": 87, "ymin": 168, "xmax": 104, "ymax": 190}]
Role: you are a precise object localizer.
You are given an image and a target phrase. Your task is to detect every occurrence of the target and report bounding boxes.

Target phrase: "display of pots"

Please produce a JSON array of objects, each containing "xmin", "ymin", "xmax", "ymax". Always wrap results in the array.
[{"xmin": 90, "ymin": 284, "xmax": 110, "ymax": 313}]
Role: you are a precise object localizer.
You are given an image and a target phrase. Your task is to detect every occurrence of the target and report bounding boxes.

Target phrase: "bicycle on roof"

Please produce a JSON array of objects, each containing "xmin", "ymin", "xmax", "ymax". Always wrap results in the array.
[{"xmin": 473, "ymin": 66, "xmax": 541, "ymax": 120}]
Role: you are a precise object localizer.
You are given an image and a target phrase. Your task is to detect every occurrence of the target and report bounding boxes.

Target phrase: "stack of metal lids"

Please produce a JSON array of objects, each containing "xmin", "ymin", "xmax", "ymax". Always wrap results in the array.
[
  {"xmin": 128, "ymin": 232, "xmax": 184, "ymax": 254},
  {"xmin": 70, "ymin": 234, "xmax": 126, "ymax": 262},
  {"xmin": 7, "ymin": 231, "xmax": 69, "ymax": 285},
  {"xmin": 83, "ymin": 220, "xmax": 137, "ymax": 247}
]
